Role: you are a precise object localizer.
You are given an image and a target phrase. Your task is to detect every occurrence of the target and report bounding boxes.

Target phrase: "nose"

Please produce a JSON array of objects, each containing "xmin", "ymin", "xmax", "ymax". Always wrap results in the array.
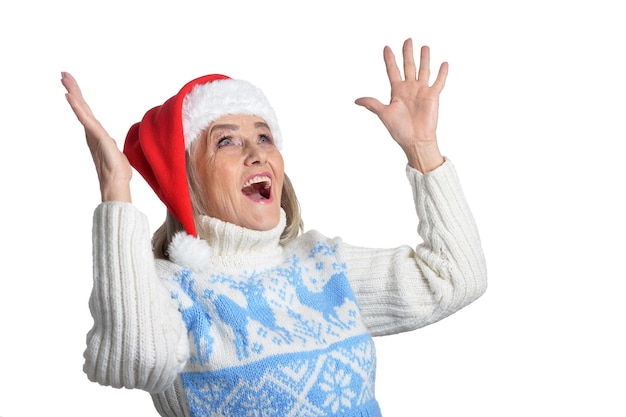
[{"xmin": 244, "ymin": 142, "xmax": 268, "ymax": 166}]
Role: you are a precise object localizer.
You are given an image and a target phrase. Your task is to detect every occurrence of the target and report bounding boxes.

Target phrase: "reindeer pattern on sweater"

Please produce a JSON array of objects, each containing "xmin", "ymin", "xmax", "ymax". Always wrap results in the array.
[{"xmin": 158, "ymin": 237, "xmax": 379, "ymax": 417}]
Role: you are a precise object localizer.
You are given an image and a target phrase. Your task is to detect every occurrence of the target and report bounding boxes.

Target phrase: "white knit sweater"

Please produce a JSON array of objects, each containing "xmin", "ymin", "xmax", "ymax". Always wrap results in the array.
[{"xmin": 85, "ymin": 159, "xmax": 487, "ymax": 416}]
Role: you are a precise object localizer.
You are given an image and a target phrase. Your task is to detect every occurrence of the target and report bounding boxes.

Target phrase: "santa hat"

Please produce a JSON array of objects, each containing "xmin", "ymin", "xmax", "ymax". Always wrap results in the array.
[{"xmin": 123, "ymin": 74, "xmax": 282, "ymax": 237}]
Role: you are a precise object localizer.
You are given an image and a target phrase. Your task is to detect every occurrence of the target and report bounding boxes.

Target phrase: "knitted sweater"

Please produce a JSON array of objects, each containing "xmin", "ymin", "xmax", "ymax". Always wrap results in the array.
[{"xmin": 85, "ymin": 160, "xmax": 487, "ymax": 417}]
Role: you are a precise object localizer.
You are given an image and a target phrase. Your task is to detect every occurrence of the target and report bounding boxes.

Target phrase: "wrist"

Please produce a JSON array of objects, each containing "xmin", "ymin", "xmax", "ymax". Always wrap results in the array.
[
  {"xmin": 404, "ymin": 142, "xmax": 444, "ymax": 173},
  {"xmin": 100, "ymin": 179, "xmax": 132, "ymax": 202}
]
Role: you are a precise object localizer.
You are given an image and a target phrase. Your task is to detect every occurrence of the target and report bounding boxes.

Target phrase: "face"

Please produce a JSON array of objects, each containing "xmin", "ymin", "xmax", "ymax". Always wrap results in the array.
[{"xmin": 191, "ymin": 114, "xmax": 284, "ymax": 231}]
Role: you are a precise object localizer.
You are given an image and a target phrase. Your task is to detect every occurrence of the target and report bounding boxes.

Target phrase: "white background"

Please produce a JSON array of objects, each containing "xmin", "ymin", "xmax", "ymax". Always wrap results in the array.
[{"xmin": 1, "ymin": 0, "xmax": 624, "ymax": 415}]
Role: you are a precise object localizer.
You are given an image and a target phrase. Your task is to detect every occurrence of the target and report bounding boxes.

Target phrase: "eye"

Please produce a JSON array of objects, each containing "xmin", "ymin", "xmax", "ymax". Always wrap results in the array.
[
  {"xmin": 259, "ymin": 134, "xmax": 273, "ymax": 144},
  {"xmin": 217, "ymin": 136, "xmax": 234, "ymax": 148}
]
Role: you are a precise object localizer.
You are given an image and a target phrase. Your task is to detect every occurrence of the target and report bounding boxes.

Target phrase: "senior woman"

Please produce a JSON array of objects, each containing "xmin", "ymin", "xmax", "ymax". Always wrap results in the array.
[{"xmin": 62, "ymin": 38, "xmax": 487, "ymax": 417}]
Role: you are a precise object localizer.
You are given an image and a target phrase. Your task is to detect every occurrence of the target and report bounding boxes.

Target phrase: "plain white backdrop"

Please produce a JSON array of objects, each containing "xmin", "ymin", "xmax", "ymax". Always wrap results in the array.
[{"xmin": 1, "ymin": 0, "xmax": 624, "ymax": 415}]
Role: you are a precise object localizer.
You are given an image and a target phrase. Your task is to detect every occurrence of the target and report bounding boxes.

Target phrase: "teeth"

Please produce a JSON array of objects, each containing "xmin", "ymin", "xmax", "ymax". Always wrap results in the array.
[{"xmin": 243, "ymin": 175, "xmax": 271, "ymax": 189}]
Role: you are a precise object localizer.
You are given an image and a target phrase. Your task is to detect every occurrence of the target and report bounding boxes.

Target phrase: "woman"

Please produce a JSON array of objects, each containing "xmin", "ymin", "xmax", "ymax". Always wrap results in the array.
[{"xmin": 62, "ymin": 38, "xmax": 487, "ymax": 417}]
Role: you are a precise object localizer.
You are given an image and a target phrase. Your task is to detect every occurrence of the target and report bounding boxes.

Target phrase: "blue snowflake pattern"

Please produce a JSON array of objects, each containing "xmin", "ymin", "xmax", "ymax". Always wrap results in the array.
[{"xmin": 319, "ymin": 359, "xmax": 357, "ymax": 413}]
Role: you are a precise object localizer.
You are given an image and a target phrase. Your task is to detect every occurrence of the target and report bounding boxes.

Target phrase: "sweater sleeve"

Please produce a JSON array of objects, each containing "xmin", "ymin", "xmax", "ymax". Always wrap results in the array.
[
  {"xmin": 85, "ymin": 201, "xmax": 189, "ymax": 393},
  {"xmin": 345, "ymin": 159, "xmax": 487, "ymax": 336}
]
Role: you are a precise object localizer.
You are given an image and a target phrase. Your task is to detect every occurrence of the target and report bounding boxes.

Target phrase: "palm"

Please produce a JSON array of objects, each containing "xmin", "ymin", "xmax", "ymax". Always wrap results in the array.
[{"xmin": 381, "ymin": 80, "xmax": 442, "ymax": 148}]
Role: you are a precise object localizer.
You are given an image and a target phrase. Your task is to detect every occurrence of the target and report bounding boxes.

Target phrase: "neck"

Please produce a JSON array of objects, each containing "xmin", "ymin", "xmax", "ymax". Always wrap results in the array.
[
  {"xmin": 167, "ymin": 210, "xmax": 287, "ymax": 272},
  {"xmin": 196, "ymin": 210, "xmax": 287, "ymax": 257}
]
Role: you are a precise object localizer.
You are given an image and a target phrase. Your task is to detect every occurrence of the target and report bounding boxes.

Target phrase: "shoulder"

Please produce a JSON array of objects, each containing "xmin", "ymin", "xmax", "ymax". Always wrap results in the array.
[
  {"xmin": 154, "ymin": 258, "xmax": 192, "ymax": 289},
  {"xmin": 288, "ymin": 229, "xmax": 342, "ymax": 247},
  {"xmin": 284, "ymin": 230, "xmax": 346, "ymax": 259},
  {"xmin": 154, "ymin": 258, "xmax": 187, "ymax": 276}
]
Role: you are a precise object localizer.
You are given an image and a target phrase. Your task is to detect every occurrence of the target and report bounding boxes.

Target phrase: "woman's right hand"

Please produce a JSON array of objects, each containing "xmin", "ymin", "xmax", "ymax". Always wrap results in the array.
[{"xmin": 62, "ymin": 72, "xmax": 132, "ymax": 202}]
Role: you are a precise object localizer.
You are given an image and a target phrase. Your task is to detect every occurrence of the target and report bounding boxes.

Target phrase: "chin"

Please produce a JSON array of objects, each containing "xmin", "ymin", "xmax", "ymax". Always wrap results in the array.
[
  {"xmin": 244, "ymin": 209, "xmax": 281, "ymax": 231},
  {"xmin": 250, "ymin": 218, "xmax": 280, "ymax": 231}
]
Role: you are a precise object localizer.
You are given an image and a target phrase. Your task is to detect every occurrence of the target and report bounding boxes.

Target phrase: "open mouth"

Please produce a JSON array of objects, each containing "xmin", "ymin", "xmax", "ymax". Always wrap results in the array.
[{"xmin": 241, "ymin": 175, "xmax": 272, "ymax": 201}]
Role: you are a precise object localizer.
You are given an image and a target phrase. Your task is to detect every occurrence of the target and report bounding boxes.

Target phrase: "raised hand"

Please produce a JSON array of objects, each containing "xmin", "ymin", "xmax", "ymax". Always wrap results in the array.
[
  {"xmin": 61, "ymin": 72, "xmax": 132, "ymax": 202},
  {"xmin": 355, "ymin": 38, "xmax": 447, "ymax": 172}
]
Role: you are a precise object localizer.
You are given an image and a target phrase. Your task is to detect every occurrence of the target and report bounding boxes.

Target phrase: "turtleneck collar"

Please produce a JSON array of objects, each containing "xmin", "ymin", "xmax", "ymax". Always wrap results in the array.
[{"xmin": 168, "ymin": 209, "xmax": 286, "ymax": 272}]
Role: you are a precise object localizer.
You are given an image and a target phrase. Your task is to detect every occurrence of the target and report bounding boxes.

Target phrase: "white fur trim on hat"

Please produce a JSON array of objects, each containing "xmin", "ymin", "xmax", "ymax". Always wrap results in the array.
[{"xmin": 182, "ymin": 78, "xmax": 282, "ymax": 150}]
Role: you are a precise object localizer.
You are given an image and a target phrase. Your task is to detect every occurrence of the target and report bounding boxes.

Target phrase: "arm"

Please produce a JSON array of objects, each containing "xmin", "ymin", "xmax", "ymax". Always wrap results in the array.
[
  {"xmin": 344, "ymin": 159, "xmax": 487, "ymax": 336},
  {"xmin": 350, "ymin": 40, "xmax": 486, "ymax": 335},
  {"xmin": 62, "ymin": 73, "xmax": 188, "ymax": 391},
  {"xmin": 87, "ymin": 202, "xmax": 189, "ymax": 392}
]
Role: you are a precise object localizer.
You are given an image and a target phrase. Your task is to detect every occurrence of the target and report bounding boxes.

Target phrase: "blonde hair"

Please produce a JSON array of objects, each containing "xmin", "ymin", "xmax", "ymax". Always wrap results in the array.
[{"xmin": 152, "ymin": 150, "xmax": 303, "ymax": 259}]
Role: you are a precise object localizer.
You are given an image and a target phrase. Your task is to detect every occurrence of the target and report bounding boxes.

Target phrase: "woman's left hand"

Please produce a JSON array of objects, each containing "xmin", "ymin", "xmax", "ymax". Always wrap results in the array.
[{"xmin": 355, "ymin": 38, "xmax": 448, "ymax": 172}]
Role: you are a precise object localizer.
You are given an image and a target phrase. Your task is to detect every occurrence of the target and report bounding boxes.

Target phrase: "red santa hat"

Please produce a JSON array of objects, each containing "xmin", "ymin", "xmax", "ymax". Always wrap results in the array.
[{"xmin": 123, "ymin": 74, "xmax": 282, "ymax": 237}]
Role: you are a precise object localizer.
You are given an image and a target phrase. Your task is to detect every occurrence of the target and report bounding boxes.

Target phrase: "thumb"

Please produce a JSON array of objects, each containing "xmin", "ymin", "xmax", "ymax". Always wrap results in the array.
[{"xmin": 354, "ymin": 97, "xmax": 385, "ymax": 116}]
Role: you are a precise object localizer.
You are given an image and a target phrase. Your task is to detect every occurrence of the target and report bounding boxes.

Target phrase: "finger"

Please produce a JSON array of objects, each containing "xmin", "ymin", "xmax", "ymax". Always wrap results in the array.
[
  {"xmin": 64, "ymin": 89, "xmax": 96, "ymax": 127},
  {"xmin": 383, "ymin": 45, "xmax": 402, "ymax": 85},
  {"xmin": 355, "ymin": 97, "xmax": 386, "ymax": 116},
  {"xmin": 65, "ymin": 93, "xmax": 110, "ymax": 138},
  {"xmin": 431, "ymin": 61, "xmax": 449, "ymax": 92},
  {"xmin": 61, "ymin": 72, "xmax": 86, "ymax": 102},
  {"xmin": 64, "ymin": 92, "xmax": 90, "ymax": 122},
  {"xmin": 402, "ymin": 38, "xmax": 416, "ymax": 80},
  {"xmin": 417, "ymin": 45, "xmax": 431, "ymax": 84},
  {"xmin": 61, "ymin": 72, "xmax": 96, "ymax": 123}
]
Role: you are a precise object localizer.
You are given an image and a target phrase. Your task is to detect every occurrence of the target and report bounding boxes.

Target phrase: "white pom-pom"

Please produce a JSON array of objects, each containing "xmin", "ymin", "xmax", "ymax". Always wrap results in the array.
[{"xmin": 168, "ymin": 231, "xmax": 212, "ymax": 272}]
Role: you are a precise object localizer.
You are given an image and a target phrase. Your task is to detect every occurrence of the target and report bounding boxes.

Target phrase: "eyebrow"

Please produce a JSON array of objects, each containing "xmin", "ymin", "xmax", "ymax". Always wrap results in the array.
[
  {"xmin": 209, "ymin": 121, "xmax": 270, "ymax": 136},
  {"xmin": 209, "ymin": 124, "xmax": 239, "ymax": 135}
]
